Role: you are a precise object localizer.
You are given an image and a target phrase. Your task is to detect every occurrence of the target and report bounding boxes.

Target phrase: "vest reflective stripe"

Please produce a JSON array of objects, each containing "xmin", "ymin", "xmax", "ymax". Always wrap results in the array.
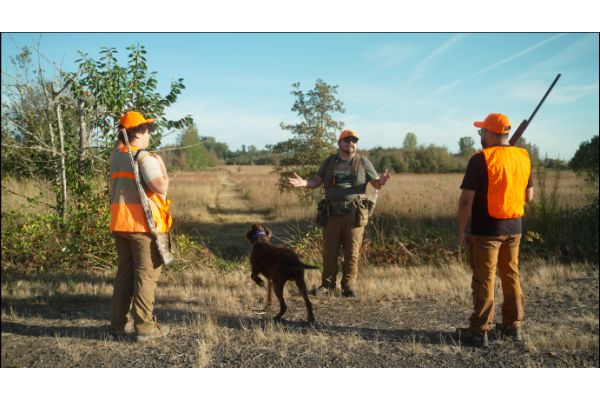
[
  {"xmin": 482, "ymin": 146, "xmax": 531, "ymax": 219},
  {"xmin": 112, "ymin": 171, "xmax": 135, "ymax": 179},
  {"xmin": 109, "ymin": 148, "xmax": 172, "ymax": 233}
]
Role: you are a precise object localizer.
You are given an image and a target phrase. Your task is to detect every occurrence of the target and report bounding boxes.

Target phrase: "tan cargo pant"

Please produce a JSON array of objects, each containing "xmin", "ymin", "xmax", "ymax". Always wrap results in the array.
[
  {"xmin": 111, "ymin": 232, "xmax": 163, "ymax": 334},
  {"xmin": 468, "ymin": 234, "xmax": 525, "ymax": 332},
  {"xmin": 322, "ymin": 213, "xmax": 365, "ymax": 291}
]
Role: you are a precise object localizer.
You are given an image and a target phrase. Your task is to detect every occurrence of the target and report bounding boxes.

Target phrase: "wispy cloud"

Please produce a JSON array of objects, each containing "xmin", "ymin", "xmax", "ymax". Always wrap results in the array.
[
  {"xmin": 508, "ymin": 81, "xmax": 599, "ymax": 104},
  {"xmin": 405, "ymin": 33, "xmax": 469, "ymax": 84},
  {"xmin": 476, "ymin": 33, "xmax": 566, "ymax": 75},
  {"xmin": 431, "ymin": 33, "xmax": 566, "ymax": 96},
  {"xmin": 431, "ymin": 78, "xmax": 465, "ymax": 95},
  {"xmin": 364, "ymin": 42, "xmax": 415, "ymax": 71}
]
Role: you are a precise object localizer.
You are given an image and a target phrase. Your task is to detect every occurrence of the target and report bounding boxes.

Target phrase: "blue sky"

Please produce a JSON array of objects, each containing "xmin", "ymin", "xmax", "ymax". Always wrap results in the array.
[{"xmin": 2, "ymin": 32, "xmax": 598, "ymax": 160}]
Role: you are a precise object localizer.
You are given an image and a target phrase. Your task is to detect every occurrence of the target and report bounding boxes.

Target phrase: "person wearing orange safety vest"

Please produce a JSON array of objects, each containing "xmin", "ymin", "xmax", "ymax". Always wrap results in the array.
[
  {"xmin": 456, "ymin": 113, "xmax": 534, "ymax": 347},
  {"xmin": 109, "ymin": 111, "xmax": 172, "ymax": 342}
]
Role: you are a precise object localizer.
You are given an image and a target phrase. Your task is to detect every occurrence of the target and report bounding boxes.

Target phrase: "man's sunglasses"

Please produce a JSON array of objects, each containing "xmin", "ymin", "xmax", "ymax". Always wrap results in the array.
[{"xmin": 342, "ymin": 137, "xmax": 358, "ymax": 143}]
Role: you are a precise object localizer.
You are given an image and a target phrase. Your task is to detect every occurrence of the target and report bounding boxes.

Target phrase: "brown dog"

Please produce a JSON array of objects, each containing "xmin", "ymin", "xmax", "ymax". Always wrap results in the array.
[{"xmin": 246, "ymin": 223, "xmax": 318, "ymax": 324}]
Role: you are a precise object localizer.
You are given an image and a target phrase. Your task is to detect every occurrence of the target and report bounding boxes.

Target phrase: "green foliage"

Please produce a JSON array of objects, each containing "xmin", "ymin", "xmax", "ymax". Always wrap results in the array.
[
  {"xmin": 569, "ymin": 135, "xmax": 599, "ymax": 184},
  {"xmin": 2, "ymin": 43, "xmax": 193, "ymax": 271},
  {"xmin": 68, "ymin": 44, "xmax": 193, "ymax": 155},
  {"xmin": 365, "ymin": 145, "xmax": 468, "ymax": 173},
  {"xmin": 274, "ymin": 79, "xmax": 345, "ymax": 191},
  {"xmin": 402, "ymin": 132, "xmax": 417, "ymax": 149},
  {"xmin": 174, "ymin": 124, "xmax": 219, "ymax": 170},
  {"xmin": 522, "ymin": 167, "xmax": 598, "ymax": 263},
  {"xmin": 458, "ymin": 136, "xmax": 476, "ymax": 157},
  {"xmin": 1, "ymin": 193, "xmax": 115, "ymax": 271}
]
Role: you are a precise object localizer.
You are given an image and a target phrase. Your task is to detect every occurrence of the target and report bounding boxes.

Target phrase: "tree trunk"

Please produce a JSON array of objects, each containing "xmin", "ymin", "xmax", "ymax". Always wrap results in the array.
[
  {"xmin": 55, "ymin": 99, "xmax": 68, "ymax": 219},
  {"xmin": 78, "ymin": 99, "xmax": 89, "ymax": 176}
]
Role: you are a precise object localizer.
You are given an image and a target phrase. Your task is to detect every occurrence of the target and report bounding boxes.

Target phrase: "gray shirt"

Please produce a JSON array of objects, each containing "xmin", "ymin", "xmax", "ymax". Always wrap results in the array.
[{"xmin": 317, "ymin": 154, "xmax": 379, "ymax": 201}]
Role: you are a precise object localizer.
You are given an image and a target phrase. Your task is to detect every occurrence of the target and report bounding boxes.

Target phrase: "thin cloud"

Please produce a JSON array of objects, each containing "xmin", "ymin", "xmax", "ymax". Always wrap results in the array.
[
  {"xmin": 476, "ymin": 33, "xmax": 566, "ymax": 75},
  {"xmin": 431, "ymin": 78, "xmax": 465, "ymax": 95},
  {"xmin": 364, "ymin": 42, "xmax": 415, "ymax": 70},
  {"xmin": 431, "ymin": 33, "xmax": 566, "ymax": 95},
  {"xmin": 509, "ymin": 81, "xmax": 599, "ymax": 104},
  {"xmin": 406, "ymin": 33, "xmax": 469, "ymax": 84}
]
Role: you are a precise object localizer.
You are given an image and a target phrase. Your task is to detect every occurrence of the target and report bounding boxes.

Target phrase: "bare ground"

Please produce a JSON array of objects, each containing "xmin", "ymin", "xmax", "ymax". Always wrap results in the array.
[{"xmin": 2, "ymin": 172, "xmax": 598, "ymax": 367}]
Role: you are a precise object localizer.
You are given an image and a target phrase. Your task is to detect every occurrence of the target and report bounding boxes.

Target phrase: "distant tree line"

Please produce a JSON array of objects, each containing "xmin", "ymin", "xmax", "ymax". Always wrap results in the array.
[{"xmin": 164, "ymin": 124, "xmax": 567, "ymax": 174}]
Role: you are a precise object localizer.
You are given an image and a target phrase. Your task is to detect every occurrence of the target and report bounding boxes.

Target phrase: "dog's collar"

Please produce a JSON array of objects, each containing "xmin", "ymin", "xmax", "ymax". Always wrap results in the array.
[{"xmin": 251, "ymin": 231, "xmax": 267, "ymax": 240}]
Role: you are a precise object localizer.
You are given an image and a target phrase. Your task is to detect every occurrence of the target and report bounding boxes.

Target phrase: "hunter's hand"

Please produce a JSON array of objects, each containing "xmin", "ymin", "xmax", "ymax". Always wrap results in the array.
[
  {"xmin": 288, "ymin": 172, "xmax": 306, "ymax": 188},
  {"xmin": 379, "ymin": 169, "xmax": 391, "ymax": 186},
  {"xmin": 459, "ymin": 231, "xmax": 469, "ymax": 247}
]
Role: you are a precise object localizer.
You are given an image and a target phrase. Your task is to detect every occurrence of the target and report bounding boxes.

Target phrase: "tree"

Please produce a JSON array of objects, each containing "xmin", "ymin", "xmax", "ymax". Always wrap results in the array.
[
  {"xmin": 403, "ymin": 132, "xmax": 417, "ymax": 149},
  {"xmin": 176, "ymin": 124, "xmax": 218, "ymax": 170},
  {"xmin": 274, "ymin": 79, "xmax": 345, "ymax": 191},
  {"xmin": 569, "ymin": 135, "xmax": 599, "ymax": 183},
  {"xmin": 1, "ymin": 43, "xmax": 193, "ymax": 269},
  {"xmin": 458, "ymin": 136, "xmax": 475, "ymax": 157}
]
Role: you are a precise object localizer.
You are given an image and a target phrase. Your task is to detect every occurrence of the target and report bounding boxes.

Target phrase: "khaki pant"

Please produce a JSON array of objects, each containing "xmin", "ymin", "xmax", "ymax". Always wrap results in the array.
[
  {"xmin": 322, "ymin": 213, "xmax": 365, "ymax": 291},
  {"xmin": 111, "ymin": 232, "xmax": 163, "ymax": 334},
  {"xmin": 469, "ymin": 234, "xmax": 525, "ymax": 331}
]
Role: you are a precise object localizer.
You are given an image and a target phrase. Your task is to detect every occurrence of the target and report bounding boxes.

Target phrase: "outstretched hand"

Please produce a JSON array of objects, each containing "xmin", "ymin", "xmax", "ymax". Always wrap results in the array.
[
  {"xmin": 288, "ymin": 172, "xmax": 306, "ymax": 188},
  {"xmin": 379, "ymin": 169, "xmax": 391, "ymax": 185}
]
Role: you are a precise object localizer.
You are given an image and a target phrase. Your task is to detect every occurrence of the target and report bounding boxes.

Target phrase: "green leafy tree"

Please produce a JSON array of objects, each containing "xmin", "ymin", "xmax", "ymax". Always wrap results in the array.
[
  {"xmin": 569, "ymin": 135, "xmax": 599, "ymax": 183},
  {"xmin": 458, "ymin": 136, "xmax": 476, "ymax": 157},
  {"xmin": 274, "ymin": 79, "xmax": 345, "ymax": 191},
  {"xmin": 176, "ymin": 124, "xmax": 218, "ymax": 169},
  {"xmin": 1, "ymin": 43, "xmax": 192, "ymax": 270},
  {"xmin": 403, "ymin": 132, "xmax": 417, "ymax": 149}
]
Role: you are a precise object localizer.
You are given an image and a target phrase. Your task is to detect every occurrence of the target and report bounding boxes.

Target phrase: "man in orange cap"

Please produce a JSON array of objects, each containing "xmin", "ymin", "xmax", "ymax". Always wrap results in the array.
[
  {"xmin": 288, "ymin": 129, "xmax": 391, "ymax": 297},
  {"xmin": 109, "ymin": 111, "xmax": 172, "ymax": 342},
  {"xmin": 456, "ymin": 113, "xmax": 534, "ymax": 347}
]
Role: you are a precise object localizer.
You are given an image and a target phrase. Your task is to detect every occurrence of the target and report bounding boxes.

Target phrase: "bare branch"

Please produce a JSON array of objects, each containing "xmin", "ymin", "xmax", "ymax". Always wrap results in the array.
[{"xmin": 0, "ymin": 184, "xmax": 58, "ymax": 210}]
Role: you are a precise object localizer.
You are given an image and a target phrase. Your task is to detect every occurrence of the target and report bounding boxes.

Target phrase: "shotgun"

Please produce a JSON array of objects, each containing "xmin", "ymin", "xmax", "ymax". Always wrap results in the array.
[
  {"xmin": 121, "ymin": 129, "xmax": 174, "ymax": 266},
  {"xmin": 509, "ymin": 73, "xmax": 561, "ymax": 146}
]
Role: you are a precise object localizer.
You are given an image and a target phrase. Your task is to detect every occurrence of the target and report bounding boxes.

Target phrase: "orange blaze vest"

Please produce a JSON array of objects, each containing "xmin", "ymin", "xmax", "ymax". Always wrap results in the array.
[
  {"xmin": 109, "ymin": 147, "xmax": 172, "ymax": 233},
  {"xmin": 481, "ymin": 146, "xmax": 531, "ymax": 219}
]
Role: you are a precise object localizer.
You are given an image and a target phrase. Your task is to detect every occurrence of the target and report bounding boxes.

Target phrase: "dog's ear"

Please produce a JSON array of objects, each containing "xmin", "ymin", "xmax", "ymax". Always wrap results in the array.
[
  {"xmin": 265, "ymin": 227, "xmax": 272, "ymax": 239},
  {"xmin": 246, "ymin": 225, "xmax": 257, "ymax": 241}
]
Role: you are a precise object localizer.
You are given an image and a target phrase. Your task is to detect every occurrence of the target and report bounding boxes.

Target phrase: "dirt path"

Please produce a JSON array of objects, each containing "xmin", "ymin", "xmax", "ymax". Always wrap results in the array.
[
  {"xmin": 177, "ymin": 171, "xmax": 278, "ymax": 261},
  {"xmin": 212, "ymin": 172, "xmax": 272, "ymax": 224}
]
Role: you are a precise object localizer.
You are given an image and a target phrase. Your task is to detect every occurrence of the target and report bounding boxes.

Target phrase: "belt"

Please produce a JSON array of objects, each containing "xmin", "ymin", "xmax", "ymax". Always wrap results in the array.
[{"xmin": 329, "ymin": 200, "xmax": 355, "ymax": 207}]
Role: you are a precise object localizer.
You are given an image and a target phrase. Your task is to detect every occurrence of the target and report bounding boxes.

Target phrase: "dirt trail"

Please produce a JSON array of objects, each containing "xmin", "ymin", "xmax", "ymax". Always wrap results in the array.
[
  {"xmin": 184, "ymin": 171, "xmax": 276, "ymax": 261},
  {"xmin": 212, "ymin": 172, "xmax": 272, "ymax": 224}
]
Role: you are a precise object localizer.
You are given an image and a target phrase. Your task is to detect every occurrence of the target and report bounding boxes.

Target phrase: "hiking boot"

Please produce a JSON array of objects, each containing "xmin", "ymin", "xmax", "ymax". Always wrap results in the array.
[
  {"xmin": 311, "ymin": 286, "xmax": 334, "ymax": 297},
  {"xmin": 341, "ymin": 289, "xmax": 358, "ymax": 298},
  {"xmin": 109, "ymin": 321, "xmax": 134, "ymax": 340},
  {"xmin": 136, "ymin": 323, "xmax": 171, "ymax": 342},
  {"xmin": 109, "ymin": 327, "xmax": 127, "ymax": 340},
  {"xmin": 495, "ymin": 323, "xmax": 523, "ymax": 342},
  {"xmin": 456, "ymin": 327, "xmax": 489, "ymax": 348}
]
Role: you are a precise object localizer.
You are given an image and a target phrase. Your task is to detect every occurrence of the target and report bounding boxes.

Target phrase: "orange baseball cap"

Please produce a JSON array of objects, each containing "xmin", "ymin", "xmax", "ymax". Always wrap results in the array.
[
  {"xmin": 473, "ymin": 113, "xmax": 511, "ymax": 135},
  {"xmin": 338, "ymin": 129, "xmax": 359, "ymax": 141},
  {"xmin": 119, "ymin": 111, "xmax": 156, "ymax": 130}
]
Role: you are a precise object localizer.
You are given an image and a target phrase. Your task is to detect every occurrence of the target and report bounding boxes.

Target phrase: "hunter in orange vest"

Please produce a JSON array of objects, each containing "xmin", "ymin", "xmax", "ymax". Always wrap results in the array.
[
  {"xmin": 456, "ymin": 113, "xmax": 534, "ymax": 347},
  {"xmin": 109, "ymin": 111, "xmax": 171, "ymax": 342}
]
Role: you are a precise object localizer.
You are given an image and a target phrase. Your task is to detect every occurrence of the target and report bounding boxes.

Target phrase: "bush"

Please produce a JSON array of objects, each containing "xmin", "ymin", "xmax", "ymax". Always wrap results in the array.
[{"xmin": 1, "ymin": 207, "xmax": 115, "ymax": 271}]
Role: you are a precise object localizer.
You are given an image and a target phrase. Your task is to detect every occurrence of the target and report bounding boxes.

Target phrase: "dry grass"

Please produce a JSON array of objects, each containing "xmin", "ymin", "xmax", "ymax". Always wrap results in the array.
[
  {"xmin": 1, "ymin": 176, "xmax": 56, "ymax": 215},
  {"xmin": 1, "ymin": 166, "xmax": 597, "ymax": 367}
]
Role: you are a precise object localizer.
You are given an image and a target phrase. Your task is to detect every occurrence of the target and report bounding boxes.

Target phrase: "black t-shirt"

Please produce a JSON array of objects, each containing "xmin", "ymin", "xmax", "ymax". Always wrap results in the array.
[{"xmin": 460, "ymin": 148, "xmax": 534, "ymax": 235}]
